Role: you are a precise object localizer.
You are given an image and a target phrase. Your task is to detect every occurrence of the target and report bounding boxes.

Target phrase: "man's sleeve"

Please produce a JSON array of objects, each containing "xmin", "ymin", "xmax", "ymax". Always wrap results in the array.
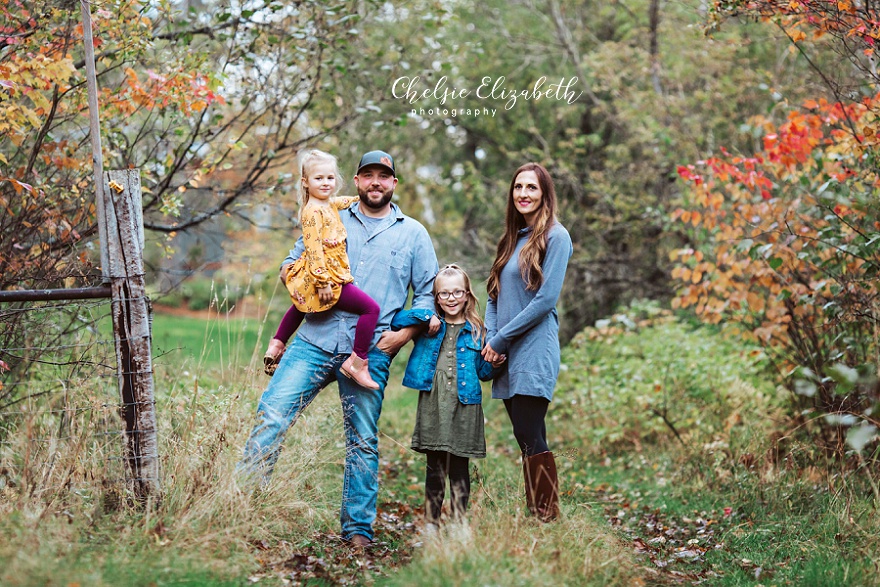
[
  {"xmin": 282, "ymin": 236, "xmax": 305, "ymax": 269},
  {"xmin": 409, "ymin": 223, "xmax": 439, "ymax": 311}
]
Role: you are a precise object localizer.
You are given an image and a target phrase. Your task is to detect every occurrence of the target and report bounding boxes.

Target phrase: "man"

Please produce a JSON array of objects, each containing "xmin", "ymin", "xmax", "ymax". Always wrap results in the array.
[{"xmin": 239, "ymin": 150, "xmax": 438, "ymax": 548}]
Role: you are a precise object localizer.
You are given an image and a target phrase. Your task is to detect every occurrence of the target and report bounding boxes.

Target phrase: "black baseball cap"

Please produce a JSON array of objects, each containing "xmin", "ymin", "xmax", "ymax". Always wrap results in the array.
[{"xmin": 356, "ymin": 150, "xmax": 395, "ymax": 176}]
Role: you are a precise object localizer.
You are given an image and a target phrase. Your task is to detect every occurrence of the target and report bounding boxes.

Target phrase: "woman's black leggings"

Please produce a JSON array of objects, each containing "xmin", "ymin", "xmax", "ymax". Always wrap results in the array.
[
  {"xmin": 424, "ymin": 450, "xmax": 470, "ymax": 522},
  {"xmin": 503, "ymin": 394, "xmax": 550, "ymax": 456}
]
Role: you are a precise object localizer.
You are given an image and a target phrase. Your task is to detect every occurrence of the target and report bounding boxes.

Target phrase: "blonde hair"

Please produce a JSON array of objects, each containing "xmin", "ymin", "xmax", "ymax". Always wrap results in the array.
[
  {"xmin": 433, "ymin": 264, "xmax": 485, "ymax": 345},
  {"xmin": 487, "ymin": 163, "xmax": 558, "ymax": 300},
  {"xmin": 297, "ymin": 149, "xmax": 343, "ymax": 221}
]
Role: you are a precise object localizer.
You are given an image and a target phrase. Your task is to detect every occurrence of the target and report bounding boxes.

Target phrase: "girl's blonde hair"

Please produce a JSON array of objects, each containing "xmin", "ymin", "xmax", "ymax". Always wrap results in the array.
[
  {"xmin": 433, "ymin": 264, "xmax": 485, "ymax": 344},
  {"xmin": 297, "ymin": 149, "xmax": 343, "ymax": 221}
]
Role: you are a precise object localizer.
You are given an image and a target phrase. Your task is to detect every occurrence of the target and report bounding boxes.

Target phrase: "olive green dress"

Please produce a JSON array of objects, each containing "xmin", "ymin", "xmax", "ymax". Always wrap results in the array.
[{"xmin": 411, "ymin": 322, "xmax": 486, "ymax": 459}]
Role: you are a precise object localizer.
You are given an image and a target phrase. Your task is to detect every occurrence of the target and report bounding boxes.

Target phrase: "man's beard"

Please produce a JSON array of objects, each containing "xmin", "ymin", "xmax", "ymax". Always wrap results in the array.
[{"xmin": 357, "ymin": 186, "xmax": 394, "ymax": 210}]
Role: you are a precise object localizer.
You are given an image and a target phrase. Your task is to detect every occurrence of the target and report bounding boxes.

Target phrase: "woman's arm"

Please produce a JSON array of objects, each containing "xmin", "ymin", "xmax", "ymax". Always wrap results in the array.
[
  {"xmin": 488, "ymin": 227, "xmax": 573, "ymax": 353},
  {"xmin": 485, "ymin": 296, "xmax": 498, "ymax": 340}
]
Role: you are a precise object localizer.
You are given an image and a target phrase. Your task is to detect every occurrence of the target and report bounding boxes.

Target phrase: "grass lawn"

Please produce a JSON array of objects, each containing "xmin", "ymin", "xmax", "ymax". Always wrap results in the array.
[
  {"xmin": 150, "ymin": 311, "xmax": 272, "ymax": 375},
  {"xmin": 1, "ymin": 304, "xmax": 878, "ymax": 586}
]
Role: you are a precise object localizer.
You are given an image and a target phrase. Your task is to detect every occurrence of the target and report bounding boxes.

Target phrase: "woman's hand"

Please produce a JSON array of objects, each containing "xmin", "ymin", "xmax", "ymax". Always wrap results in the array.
[
  {"xmin": 481, "ymin": 342, "xmax": 506, "ymax": 366},
  {"xmin": 427, "ymin": 315, "xmax": 442, "ymax": 335},
  {"xmin": 317, "ymin": 285, "xmax": 333, "ymax": 303}
]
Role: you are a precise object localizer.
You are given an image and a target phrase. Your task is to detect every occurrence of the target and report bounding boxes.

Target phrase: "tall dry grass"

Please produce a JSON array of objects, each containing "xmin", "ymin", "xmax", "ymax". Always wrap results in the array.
[
  {"xmin": 0, "ymin": 289, "xmax": 343, "ymax": 584},
  {"xmin": 386, "ymin": 491, "xmax": 642, "ymax": 587},
  {"xmin": 1, "ymin": 288, "xmax": 647, "ymax": 586}
]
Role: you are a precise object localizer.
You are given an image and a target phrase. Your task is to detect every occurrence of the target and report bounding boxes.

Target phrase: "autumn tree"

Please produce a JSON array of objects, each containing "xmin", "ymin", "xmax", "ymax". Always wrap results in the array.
[
  {"xmin": 672, "ymin": 96, "xmax": 880, "ymax": 451},
  {"xmin": 666, "ymin": 0, "xmax": 880, "ymax": 453},
  {"xmin": 0, "ymin": 0, "xmax": 388, "ymax": 394},
  {"xmin": 710, "ymin": 0, "xmax": 880, "ymax": 95}
]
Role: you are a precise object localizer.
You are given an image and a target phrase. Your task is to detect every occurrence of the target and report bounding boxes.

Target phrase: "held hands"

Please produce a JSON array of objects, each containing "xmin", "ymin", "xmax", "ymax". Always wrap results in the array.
[
  {"xmin": 427, "ymin": 315, "xmax": 442, "ymax": 335},
  {"xmin": 481, "ymin": 342, "xmax": 507, "ymax": 367},
  {"xmin": 317, "ymin": 285, "xmax": 333, "ymax": 304}
]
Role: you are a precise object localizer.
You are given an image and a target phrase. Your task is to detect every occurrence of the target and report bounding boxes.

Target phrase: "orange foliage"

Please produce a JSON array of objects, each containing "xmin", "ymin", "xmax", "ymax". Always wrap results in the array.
[
  {"xmin": 0, "ymin": 0, "xmax": 226, "ymax": 289},
  {"xmin": 713, "ymin": 0, "xmax": 880, "ymax": 56},
  {"xmin": 671, "ymin": 94, "xmax": 880, "ymax": 374}
]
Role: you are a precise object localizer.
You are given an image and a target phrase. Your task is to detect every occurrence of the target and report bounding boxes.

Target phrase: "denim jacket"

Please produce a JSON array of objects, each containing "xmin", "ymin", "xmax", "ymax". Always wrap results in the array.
[{"xmin": 391, "ymin": 309, "xmax": 498, "ymax": 404}]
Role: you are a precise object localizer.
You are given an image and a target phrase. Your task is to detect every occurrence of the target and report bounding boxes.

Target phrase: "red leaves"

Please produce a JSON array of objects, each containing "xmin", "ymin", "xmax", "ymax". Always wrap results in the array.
[
  {"xmin": 677, "ymin": 165, "xmax": 703, "ymax": 185},
  {"xmin": 671, "ymin": 92, "xmax": 880, "ymax": 352}
]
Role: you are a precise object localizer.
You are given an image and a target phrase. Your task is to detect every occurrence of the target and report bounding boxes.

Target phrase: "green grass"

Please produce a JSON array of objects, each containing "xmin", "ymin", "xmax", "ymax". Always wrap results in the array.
[
  {"xmin": 151, "ymin": 312, "xmax": 268, "ymax": 373},
  {"xmin": 2, "ymin": 303, "xmax": 879, "ymax": 586}
]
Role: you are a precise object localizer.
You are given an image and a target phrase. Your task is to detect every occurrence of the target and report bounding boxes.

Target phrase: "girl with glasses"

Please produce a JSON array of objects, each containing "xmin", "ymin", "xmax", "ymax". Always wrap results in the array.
[{"xmin": 390, "ymin": 264, "xmax": 502, "ymax": 528}]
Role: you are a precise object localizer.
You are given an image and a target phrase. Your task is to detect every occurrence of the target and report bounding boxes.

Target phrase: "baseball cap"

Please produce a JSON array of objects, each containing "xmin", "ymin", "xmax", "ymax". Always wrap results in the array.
[{"xmin": 356, "ymin": 150, "xmax": 395, "ymax": 176}]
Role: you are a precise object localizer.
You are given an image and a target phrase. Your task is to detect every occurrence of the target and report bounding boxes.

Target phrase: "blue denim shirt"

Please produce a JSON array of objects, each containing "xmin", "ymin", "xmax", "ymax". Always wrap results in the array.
[
  {"xmin": 283, "ymin": 202, "xmax": 438, "ymax": 354},
  {"xmin": 391, "ymin": 309, "xmax": 497, "ymax": 405}
]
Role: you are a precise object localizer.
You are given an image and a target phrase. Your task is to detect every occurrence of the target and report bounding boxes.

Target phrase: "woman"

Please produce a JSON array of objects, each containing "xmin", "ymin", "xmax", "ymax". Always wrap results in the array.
[{"xmin": 482, "ymin": 163, "xmax": 573, "ymax": 522}]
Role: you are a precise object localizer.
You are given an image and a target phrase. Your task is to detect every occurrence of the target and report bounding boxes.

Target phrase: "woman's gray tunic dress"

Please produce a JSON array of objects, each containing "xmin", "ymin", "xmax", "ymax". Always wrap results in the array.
[{"xmin": 485, "ymin": 223, "xmax": 573, "ymax": 401}]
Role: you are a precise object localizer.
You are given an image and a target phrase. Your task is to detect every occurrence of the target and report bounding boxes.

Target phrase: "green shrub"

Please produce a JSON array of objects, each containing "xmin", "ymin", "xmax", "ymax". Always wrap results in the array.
[{"xmin": 555, "ymin": 300, "xmax": 778, "ymax": 452}]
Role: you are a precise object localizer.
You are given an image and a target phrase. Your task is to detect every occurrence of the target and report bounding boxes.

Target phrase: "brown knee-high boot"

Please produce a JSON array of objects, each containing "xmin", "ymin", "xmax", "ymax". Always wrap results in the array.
[
  {"xmin": 522, "ymin": 457, "xmax": 535, "ymax": 515},
  {"xmin": 524, "ymin": 451, "xmax": 559, "ymax": 522}
]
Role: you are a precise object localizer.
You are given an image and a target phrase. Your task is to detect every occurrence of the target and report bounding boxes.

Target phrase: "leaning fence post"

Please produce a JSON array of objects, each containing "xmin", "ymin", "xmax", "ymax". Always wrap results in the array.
[{"xmin": 102, "ymin": 168, "xmax": 160, "ymax": 501}]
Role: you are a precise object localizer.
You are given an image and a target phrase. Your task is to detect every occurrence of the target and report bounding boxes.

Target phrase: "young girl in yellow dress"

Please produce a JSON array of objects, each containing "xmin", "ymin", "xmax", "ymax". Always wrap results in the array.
[{"xmin": 263, "ymin": 149, "xmax": 380, "ymax": 390}]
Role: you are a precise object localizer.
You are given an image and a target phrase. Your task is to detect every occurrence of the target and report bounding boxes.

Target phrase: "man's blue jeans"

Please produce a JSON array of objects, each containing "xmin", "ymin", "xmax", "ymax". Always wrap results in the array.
[{"xmin": 239, "ymin": 337, "xmax": 392, "ymax": 540}]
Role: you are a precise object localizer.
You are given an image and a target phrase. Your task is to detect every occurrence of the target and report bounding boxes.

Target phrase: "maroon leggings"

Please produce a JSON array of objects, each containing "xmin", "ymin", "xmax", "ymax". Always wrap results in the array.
[{"xmin": 274, "ymin": 283, "xmax": 380, "ymax": 359}]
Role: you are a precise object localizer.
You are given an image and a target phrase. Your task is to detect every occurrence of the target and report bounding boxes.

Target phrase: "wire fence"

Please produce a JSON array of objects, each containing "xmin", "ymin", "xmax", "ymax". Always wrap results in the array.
[{"xmin": 0, "ymin": 296, "xmax": 146, "ymax": 501}]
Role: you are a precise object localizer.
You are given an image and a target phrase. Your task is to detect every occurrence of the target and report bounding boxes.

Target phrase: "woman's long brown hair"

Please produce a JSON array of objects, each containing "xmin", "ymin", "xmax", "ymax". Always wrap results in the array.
[{"xmin": 486, "ymin": 163, "xmax": 558, "ymax": 300}]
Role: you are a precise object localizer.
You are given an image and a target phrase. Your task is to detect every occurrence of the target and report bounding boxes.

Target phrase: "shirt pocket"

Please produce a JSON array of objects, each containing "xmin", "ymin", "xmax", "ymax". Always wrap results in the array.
[
  {"xmin": 461, "ymin": 334, "xmax": 483, "ymax": 353},
  {"xmin": 377, "ymin": 250, "xmax": 409, "ymax": 296},
  {"xmin": 388, "ymin": 249, "xmax": 408, "ymax": 274}
]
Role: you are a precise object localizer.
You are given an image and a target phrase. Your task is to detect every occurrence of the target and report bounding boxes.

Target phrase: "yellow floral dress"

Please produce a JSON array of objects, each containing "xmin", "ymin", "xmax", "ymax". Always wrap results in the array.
[{"xmin": 286, "ymin": 196, "xmax": 361, "ymax": 313}]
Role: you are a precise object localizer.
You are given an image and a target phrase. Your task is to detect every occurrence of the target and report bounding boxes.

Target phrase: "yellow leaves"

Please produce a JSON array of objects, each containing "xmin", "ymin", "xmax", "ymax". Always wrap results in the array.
[
  {"xmin": 0, "ymin": 53, "xmax": 75, "ymax": 135},
  {"xmin": 23, "ymin": 107, "xmax": 43, "ymax": 129}
]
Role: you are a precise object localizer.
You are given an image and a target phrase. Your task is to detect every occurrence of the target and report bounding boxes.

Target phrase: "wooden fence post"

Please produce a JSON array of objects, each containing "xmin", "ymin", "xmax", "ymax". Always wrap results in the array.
[{"xmin": 102, "ymin": 168, "xmax": 160, "ymax": 501}]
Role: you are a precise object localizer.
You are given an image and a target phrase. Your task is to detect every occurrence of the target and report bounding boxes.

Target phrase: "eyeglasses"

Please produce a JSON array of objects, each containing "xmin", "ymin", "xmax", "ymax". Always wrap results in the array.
[{"xmin": 436, "ymin": 290, "xmax": 466, "ymax": 300}]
